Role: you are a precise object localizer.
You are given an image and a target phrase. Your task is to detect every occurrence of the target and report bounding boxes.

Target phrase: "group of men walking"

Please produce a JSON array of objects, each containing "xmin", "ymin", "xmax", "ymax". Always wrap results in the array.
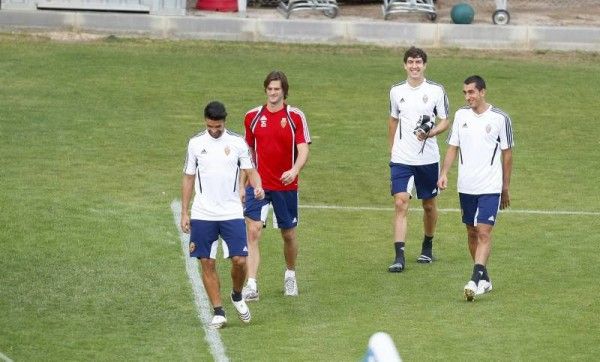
[{"xmin": 180, "ymin": 46, "xmax": 514, "ymax": 328}]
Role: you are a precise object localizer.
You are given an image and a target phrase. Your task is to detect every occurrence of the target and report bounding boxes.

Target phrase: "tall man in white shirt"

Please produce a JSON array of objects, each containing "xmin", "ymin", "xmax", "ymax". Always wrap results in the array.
[
  {"xmin": 181, "ymin": 101, "xmax": 265, "ymax": 328},
  {"xmin": 387, "ymin": 47, "xmax": 450, "ymax": 272},
  {"xmin": 438, "ymin": 75, "xmax": 514, "ymax": 301}
]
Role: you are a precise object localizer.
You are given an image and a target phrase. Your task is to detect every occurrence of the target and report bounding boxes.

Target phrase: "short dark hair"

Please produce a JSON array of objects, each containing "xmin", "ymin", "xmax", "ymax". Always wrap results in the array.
[
  {"xmin": 264, "ymin": 70, "xmax": 289, "ymax": 99},
  {"xmin": 464, "ymin": 75, "xmax": 486, "ymax": 90},
  {"xmin": 204, "ymin": 101, "xmax": 227, "ymax": 121},
  {"xmin": 403, "ymin": 46, "xmax": 427, "ymax": 64}
]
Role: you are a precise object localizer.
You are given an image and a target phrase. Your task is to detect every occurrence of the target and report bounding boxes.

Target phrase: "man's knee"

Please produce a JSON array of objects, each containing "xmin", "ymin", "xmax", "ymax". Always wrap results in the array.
[
  {"xmin": 246, "ymin": 220, "xmax": 262, "ymax": 240},
  {"xmin": 422, "ymin": 200, "xmax": 437, "ymax": 214},
  {"xmin": 231, "ymin": 256, "xmax": 246, "ymax": 269},
  {"xmin": 393, "ymin": 194, "xmax": 410, "ymax": 213}
]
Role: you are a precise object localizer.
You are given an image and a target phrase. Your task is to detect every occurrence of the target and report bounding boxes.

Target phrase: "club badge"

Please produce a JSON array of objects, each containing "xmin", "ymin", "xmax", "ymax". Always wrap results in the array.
[
  {"xmin": 260, "ymin": 115, "xmax": 267, "ymax": 127},
  {"xmin": 281, "ymin": 118, "xmax": 287, "ymax": 128},
  {"xmin": 422, "ymin": 94, "xmax": 428, "ymax": 103},
  {"xmin": 224, "ymin": 146, "xmax": 230, "ymax": 155},
  {"xmin": 486, "ymin": 124, "xmax": 492, "ymax": 133},
  {"xmin": 189, "ymin": 242, "xmax": 196, "ymax": 254}
]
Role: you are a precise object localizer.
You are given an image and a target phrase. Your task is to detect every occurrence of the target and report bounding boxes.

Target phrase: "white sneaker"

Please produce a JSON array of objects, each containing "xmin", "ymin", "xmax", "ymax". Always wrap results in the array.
[
  {"xmin": 242, "ymin": 285, "xmax": 259, "ymax": 302},
  {"xmin": 464, "ymin": 280, "xmax": 477, "ymax": 301},
  {"xmin": 210, "ymin": 315, "xmax": 227, "ymax": 329},
  {"xmin": 284, "ymin": 276, "xmax": 298, "ymax": 296},
  {"xmin": 476, "ymin": 279, "xmax": 493, "ymax": 295},
  {"xmin": 231, "ymin": 296, "xmax": 251, "ymax": 323}
]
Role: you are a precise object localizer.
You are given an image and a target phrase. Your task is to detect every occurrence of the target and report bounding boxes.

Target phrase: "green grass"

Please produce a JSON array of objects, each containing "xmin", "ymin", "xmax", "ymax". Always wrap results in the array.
[{"xmin": 1, "ymin": 35, "xmax": 599, "ymax": 361}]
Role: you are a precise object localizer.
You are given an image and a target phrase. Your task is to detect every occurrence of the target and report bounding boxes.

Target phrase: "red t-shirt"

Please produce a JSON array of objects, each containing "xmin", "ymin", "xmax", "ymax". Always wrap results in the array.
[{"xmin": 244, "ymin": 104, "xmax": 311, "ymax": 191}]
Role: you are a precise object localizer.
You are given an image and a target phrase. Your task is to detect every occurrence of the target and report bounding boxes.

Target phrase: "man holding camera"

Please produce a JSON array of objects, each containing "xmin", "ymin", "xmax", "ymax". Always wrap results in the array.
[{"xmin": 387, "ymin": 46, "xmax": 449, "ymax": 272}]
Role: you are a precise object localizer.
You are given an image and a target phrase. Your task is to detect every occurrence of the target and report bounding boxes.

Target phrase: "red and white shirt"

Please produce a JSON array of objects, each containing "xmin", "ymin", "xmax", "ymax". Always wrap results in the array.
[{"xmin": 244, "ymin": 104, "xmax": 311, "ymax": 191}]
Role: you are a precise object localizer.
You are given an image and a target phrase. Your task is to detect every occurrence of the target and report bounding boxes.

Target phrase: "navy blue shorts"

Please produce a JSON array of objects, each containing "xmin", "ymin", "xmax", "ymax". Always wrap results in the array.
[
  {"xmin": 189, "ymin": 219, "xmax": 248, "ymax": 259},
  {"xmin": 459, "ymin": 193, "xmax": 501, "ymax": 226},
  {"xmin": 390, "ymin": 162, "xmax": 439, "ymax": 199},
  {"xmin": 244, "ymin": 187, "xmax": 298, "ymax": 229}
]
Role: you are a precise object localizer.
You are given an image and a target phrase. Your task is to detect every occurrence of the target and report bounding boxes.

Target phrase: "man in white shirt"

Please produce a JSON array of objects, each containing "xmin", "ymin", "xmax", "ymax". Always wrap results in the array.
[
  {"xmin": 438, "ymin": 75, "xmax": 514, "ymax": 301},
  {"xmin": 387, "ymin": 46, "xmax": 450, "ymax": 272},
  {"xmin": 181, "ymin": 101, "xmax": 265, "ymax": 327}
]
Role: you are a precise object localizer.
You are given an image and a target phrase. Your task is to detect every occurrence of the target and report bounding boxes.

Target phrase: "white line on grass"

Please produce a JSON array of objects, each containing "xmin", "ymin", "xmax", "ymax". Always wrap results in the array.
[
  {"xmin": 170, "ymin": 200, "xmax": 229, "ymax": 362},
  {"xmin": 0, "ymin": 352, "xmax": 13, "ymax": 362},
  {"xmin": 299, "ymin": 204, "xmax": 600, "ymax": 216}
]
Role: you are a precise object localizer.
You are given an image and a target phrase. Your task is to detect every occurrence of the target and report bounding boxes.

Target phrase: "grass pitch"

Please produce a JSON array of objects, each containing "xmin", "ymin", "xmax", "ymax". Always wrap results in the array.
[{"xmin": 0, "ymin": 35, "xmax": 599, "ymax": 361}]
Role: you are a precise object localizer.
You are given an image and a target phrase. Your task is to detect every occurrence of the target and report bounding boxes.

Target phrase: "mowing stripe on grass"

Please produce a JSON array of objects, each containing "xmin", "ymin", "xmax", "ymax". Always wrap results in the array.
[
  {"xmin": 0, "ymin": 352, "xmax": 13, "ymax": 362},
  {"xmin": 300, "ymin": 204, "xmax": 600, "ymax": 216},
  {"xmin": 170, "ymin": 200, "xmax": 229, "ymax": 362}
]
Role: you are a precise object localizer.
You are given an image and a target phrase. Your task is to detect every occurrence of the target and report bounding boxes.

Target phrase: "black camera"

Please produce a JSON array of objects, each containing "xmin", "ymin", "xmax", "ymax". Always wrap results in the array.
[{"xmin": 413, "ymin": 115, "xmax": 435, "ymax": 135}]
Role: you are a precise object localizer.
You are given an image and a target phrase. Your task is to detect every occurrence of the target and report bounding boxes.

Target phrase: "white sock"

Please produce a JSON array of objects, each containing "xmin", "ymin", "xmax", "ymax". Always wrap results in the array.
[
  {"xmin": 247, "ymin": 278, "xmax": 257, "ymax": 291},
  {"xmin": 285, "ymin": 269, "xmax": 296, "ymax": 279}
]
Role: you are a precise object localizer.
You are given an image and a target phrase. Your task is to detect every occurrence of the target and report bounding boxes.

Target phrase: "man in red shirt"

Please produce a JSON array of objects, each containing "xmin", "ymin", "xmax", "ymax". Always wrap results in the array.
[{"xmin": 242, "ymin": 70, "xmax": 311, "ymax": 301}]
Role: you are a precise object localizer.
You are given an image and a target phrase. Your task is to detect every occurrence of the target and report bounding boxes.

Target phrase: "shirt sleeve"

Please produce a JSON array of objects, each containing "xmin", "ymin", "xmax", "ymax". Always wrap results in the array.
[
  {"xmin": 183, "ymin": 140, "xmax": 197, "ymax": 175},
  {"xmin": 447, "ymin": 112, "xmax": 461, "ymax": 147},
  {"xmin": 499, "ymin": 114, "xmax": 515, "ymax": 150},
  {"xmin": 292, "ymin": 108, "xmax": 311, "ymax": 145},
  {"xmin": 435, "ymin": 87, "xmax": 449, "ymax": 120},
  {"xmin": 238, "ymin": 139, "xmax": 254, "ymax": 170},
  {"xmin": 244, "ymin": 113, "xmax": 255, "ymax": 149},
  {"xmin": 389, "ymin": 88, "xmax": 398, "ymax": 119}
]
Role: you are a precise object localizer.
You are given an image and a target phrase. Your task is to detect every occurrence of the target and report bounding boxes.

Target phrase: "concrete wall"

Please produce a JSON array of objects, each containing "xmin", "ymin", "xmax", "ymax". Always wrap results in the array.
[
  {"xmin": 0, "ymin": 9, "xmax": 598, "ymax": 52},
  {"xmin": 0, "ymin": 0, "xmax": 185, "ymax": 15}
]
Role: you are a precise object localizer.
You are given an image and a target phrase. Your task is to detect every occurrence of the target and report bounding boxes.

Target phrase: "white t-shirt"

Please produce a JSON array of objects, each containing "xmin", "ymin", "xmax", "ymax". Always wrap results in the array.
[
  {"xmin": 447, "ymin": 105, "xmax": 514, "ymax": 195},
  {"xmin": 389, "ymin": 79, "xmax": 449, "ymax": 165},
  {"xmin": 183, "ymin": 129, "xmax": 254, "ymax": 221}
]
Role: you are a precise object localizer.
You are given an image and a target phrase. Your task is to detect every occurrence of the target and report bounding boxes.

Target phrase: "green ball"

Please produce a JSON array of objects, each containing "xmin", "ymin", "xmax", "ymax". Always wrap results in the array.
[{"xmin": 451, "ymin": 3, "xmax": 475, "ymax": 24}]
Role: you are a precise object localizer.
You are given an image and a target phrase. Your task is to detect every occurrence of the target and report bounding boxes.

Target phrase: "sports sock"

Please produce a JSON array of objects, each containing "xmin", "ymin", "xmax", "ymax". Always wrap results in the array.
[
  {"xmin": 247, "ymin": 278, "xmax": 257, "ymax": 291},
  {"xmin": 214, "ymin": 306, "xmax": 225, "ymax": 317},
  {"xmin": 421, "ymin": 235, "xmax": 433, "ymax": 255},
  {"xmin": 394, "ymin": 241, "xmax": 405, "ymax": 262},
  {"xmin": 482, "ymin": 266, "xmax": 490, "ymax": 282},
  {"xmin": 285, "ymin": 269, "xmax": 296, "ymax": 279},
  {"xmin": 470, "ymin": 264, "xmax": 486, "ymax": 284},
  {"xmin": 231, "ymin": 291, "xmax": 242, "ymax": 302}
]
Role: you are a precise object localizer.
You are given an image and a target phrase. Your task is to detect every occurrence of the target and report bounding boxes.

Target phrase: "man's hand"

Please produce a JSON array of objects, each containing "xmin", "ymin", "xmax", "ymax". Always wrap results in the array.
[
  {"xmin": 437, "ymin": 175, "xmax": 448, "ymax": 190},
  {"xmin": 280, "ymin": 168, "xmax": 298, "ymax": 186},
  {"xmin": 416, "ymin": 129, "xmax": 429, "ymax": 141},
  {"xmin": 500, "ymin": 189, "xmax": 511, "ymax": 210},
  {"xmin": 254, "ymin": 187, "xmax": 265, "ymax": 200},
  {"xmin": 181, "ymin": 213, "xmax": 191, "ymax": 234}
]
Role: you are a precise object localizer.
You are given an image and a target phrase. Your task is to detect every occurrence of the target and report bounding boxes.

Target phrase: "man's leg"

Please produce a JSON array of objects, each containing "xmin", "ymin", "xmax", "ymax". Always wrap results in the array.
[
  {"xmin": 466, "ymin": 225, "xmax": 478, "ymax": 261},
  {"xmin": 243, "ymin": 218, "xmax": 263, "ymax": 300},
  {"xmin": 417, "ymin": 197, "xmax": 438, "ymax": 263},
  {"xmin": 389, "ymin": 192, "xmax": 410, "ymax": 272},
  {"xmin": 231, "ymin": 256, "xmax": 247, "ymax": 293},
  {"xmin": 282, "ymin": 227, "xmax": 299, "ymax": 296},
  {"xmin": 474, "ymin": 224, "xmax": 493, "ymax": 265},
  {"xmin": 200, "ymin": 258, "xmax": 221, "ymax": 308},
  {"xmin": 281, "ymin": 227, "xmax": 298, "ymax": 271},
  {"xmin": 465, "ymin": 224, "xmax": 494, "ymax": 300},
  {"xmin": 230, "ymin": 255, "xmax": 251, "ymax": 323},
  {"xmin": 199, "ymin": 258, "xmax": 226, "ymax": 327}
]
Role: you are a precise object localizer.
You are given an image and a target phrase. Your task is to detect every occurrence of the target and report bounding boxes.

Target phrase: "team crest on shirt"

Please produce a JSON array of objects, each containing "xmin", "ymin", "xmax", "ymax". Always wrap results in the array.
[
  {"xmin": 485, "ymin": 124, "xmax": 492, "ymax": 133},
  {"xmin": 422, "ymin": 94, "xmax": 429, "ymax": 103},
  {"xmin": 260, "ymin": 115, "xmax": 267, "ymax": 127},
  {"xmin": 224, "ymin": 146, "xmax": 230, "ymax": 155},
  {"xmin": 280, "ymin": 118, "xmax": 287, "ymax": 128},
  {"xmin": 189, "ymin": 242, "xmax": 196, "ymax": 254}
]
